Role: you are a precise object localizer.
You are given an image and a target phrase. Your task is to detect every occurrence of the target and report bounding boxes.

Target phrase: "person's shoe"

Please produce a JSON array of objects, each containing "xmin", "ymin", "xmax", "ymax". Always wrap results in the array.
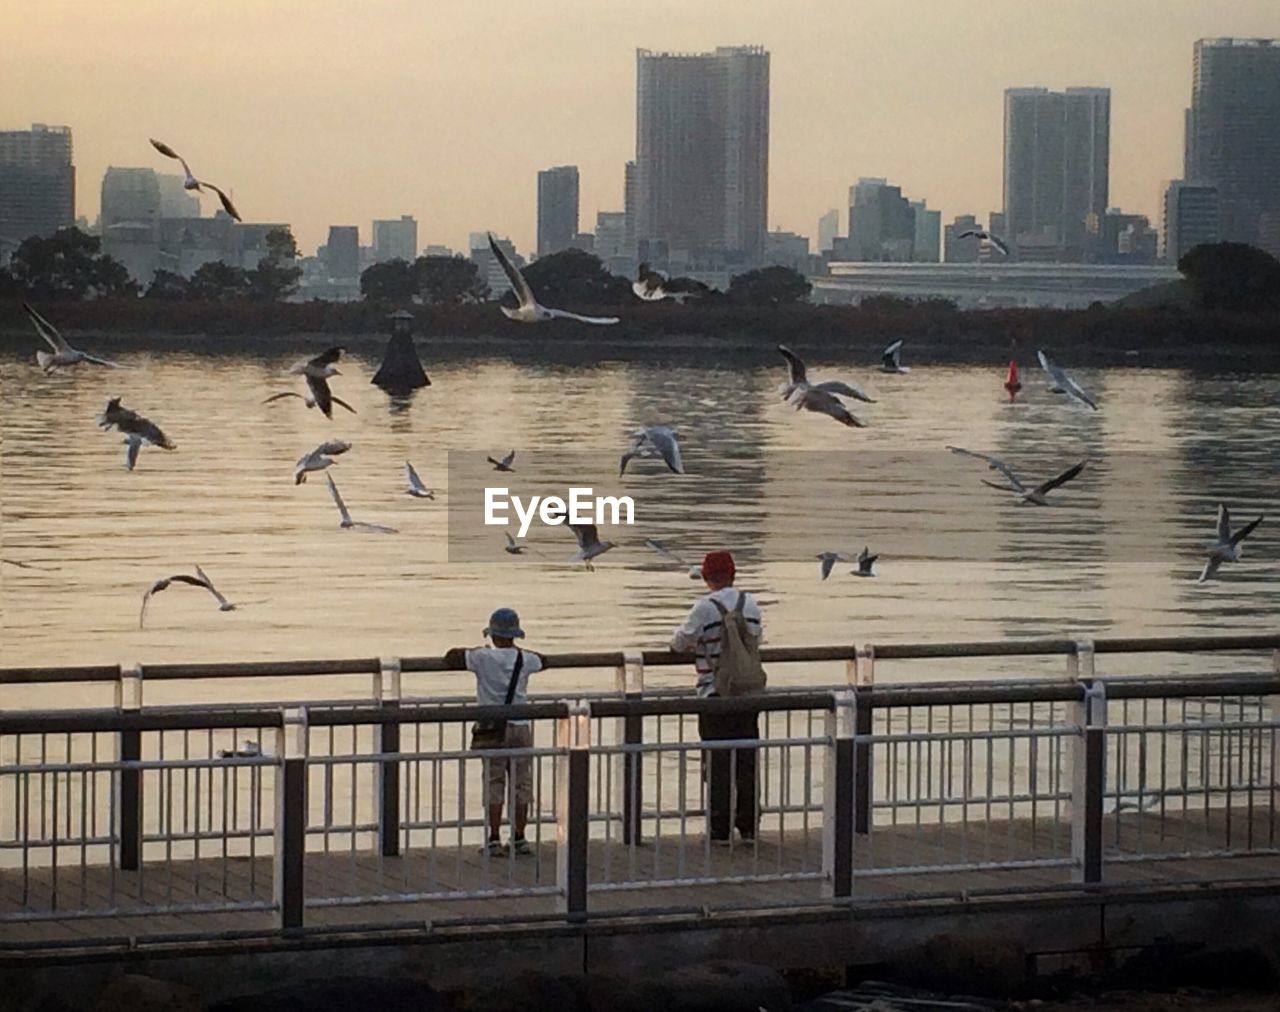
[
  {"xmin": 481, "ymin": 838, "xmax": 505, "ymax": 857},
  {"xmin": 511, "ymin": 836, "xmax": 533, "ymax": 856}
]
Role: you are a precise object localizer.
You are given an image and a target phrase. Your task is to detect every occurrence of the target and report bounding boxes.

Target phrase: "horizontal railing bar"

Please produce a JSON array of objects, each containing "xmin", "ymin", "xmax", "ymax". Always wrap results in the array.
[{"xmin": 0, "ymin": 709, "xmax": 285, "ymax": 734}]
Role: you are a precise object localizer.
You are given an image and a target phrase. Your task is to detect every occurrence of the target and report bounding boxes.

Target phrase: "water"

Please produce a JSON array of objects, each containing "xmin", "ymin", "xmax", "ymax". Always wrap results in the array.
[{"xmin": 2, "ymin": 338, "xmax": 1277, "ymax": 703}]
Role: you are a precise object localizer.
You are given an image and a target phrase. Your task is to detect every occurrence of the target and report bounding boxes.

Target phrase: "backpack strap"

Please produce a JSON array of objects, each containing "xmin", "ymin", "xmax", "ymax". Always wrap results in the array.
[
  {"xmin": 501, "ymin": 649, "xmax": 525, "ymax": 706},
  {"xmin": 733, "ymin": 591, "xmax": 746, "ymax": 614},
  {"xmin": 708, "ymin": 595, "xmax": 728, "ymax": 617}
]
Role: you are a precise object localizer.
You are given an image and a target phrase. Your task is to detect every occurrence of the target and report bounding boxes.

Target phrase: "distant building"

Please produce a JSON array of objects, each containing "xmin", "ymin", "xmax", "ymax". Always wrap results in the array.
[
  {"xmin": 1184, "ymin": 38, "xmax": 1280, "ymax": 257},
  {"xmin": 817, "ymin": 209, "xmax": 839, "ymax": 253},
  {"xmin": 910, "ymin": 200, "xmax": 941, "ymax": 263},
  {"xmin": 423, "ymin": 244, "xmax": 454, "ymax": 258},
  {"xmin": 0, "ymin": 123, "xmax": 75, "ymax": 242},
  {"xmin": 1162, "ymin": 180, "xmax": 1220, "ymax": 263},
  {"xmin": 325, "ymin": 225, "xmax": 360, "ymax": 279},
  {"xmin": 157, "ymin": 174, "xmax": 199, "ymax": 218},
  {"xmin": 1003, "ymin": 87, "xmax": 1110, "ymax": 261},
  {"xmin": 100, "ymin": 168, "xmax": 160, "ymax": 229},
  {"xmin": 595, "ymin": 212, "xmax": 628, "ymax": 259},
  {"xmin": 570, "ymin": 231, "xmax": 594, "ymax": 253},
  {"xmin": 847, "ymin": 178, "xmax": 915, "ymax": 261},
  {"xmin": 372, "ymin": 215, "xmax": 418, "ymax": 262},
  {"xmin": 944, "ymin": 214, "xmax": 981, "ymax": 263},
  {"xmin": 635, "ymin": 46, "xmax": 769, "ymax": 265},
  {"xmin": 537, "ymin": 165, "xmax": 579, "ymax": 256},
  {"xmin": 1089, "ymin": 208, "xmax": 1157, "ymax": 264},
  {"xmin": 623, "ymin": 161, "xmax": 638, "ymax": 253},
  {"xmin": 764, "ymin": 229, "xmax": 811, "ymax": 272}
]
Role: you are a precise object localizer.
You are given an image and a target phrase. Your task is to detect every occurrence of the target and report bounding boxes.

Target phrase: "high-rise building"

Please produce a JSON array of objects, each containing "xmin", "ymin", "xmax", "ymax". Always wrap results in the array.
[
  {"xmin": 847, "ymin": 178, "xmax": 915, "ymax": 261},
  {"xmin": 325, "ymin": 225, "xmax": 360, "ymax": 279},
  {"xmin": 373, "ymin": 215, "xmax": 418, "ymax": 262},
  {"xmin": 1162, "ymin": 180, "xmax": 1220, "ymax": 263},
  {"xmin": 157, "ymin": 174, "xmax": 199, "ymax": 218},
  {"xmin": 1185, "ymin": 38, "xmax": 1280, "ymax": 257},
  {"xmin": 536, "ymin": 166, "xmax": 579, "ymax": 256},
  {"xmin": 100, "ymin": 168, "xmax": 160, "ymax": 228},
  {"xmin": 817, "ymin": 209, "xmax": 839, "ymax": 253},
  {"xmin": 595, "ymin": 211, "xmax": 628, "ymax": 260},
  {"xmin": 635, "ymin": 46, "xmax": 769, "ymax": 265},
  {"xmin": 623, "ymin": 161, "xmax": 638, "ymax": 253},
  {"xmin": 944, "ymin": 214, "xmax": 981, "ymax": 263},
  {"xmin": 910, "ymin": 200, "xmax": 941, "ymax": 263},
  {"xmin": 764, "ymin": 230, "xmax": 810, "ymax": 272},
  {"xmin": 1003, "ymin": 87, "xmax": 1110, "ymax": 261},
  {"xmin": 0, "ymin": 123, "xmax": 75, "ymax": 242}
]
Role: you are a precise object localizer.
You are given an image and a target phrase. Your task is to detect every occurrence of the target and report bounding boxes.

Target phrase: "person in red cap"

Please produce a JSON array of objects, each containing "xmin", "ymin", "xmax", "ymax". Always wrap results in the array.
[{"xmin": 670, "ymin": 550, "xmax": 764, "ymax": 843}]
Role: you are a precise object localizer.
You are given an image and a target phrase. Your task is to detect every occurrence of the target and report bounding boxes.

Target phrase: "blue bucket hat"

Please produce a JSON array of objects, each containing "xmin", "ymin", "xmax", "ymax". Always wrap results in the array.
[{"xmin": 484, "ymin": 607, "xmax": 524, "ymax": 639}]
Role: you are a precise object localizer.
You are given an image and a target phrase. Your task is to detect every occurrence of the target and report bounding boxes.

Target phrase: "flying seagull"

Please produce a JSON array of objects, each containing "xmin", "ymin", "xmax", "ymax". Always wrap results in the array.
[
  {"xmin": 149, "ymin": 138, "xmax": 242, "ymax": 221},
  {"xmin": 816, "ymin": 551, "xmax": 851, "ymax": 581},
  {"xmin": 1004, "ymin": 360, "xmax": 1022, "ymax": 402},
  {"xmin": 880, "ymin": 340, "xmax": 910, "ymax": 374},
  {"xmin": 620, "ymin": 426, "xmax": 684, "ymax": 476},
  {"xmin": 786, "ymin": 384, "xmax": 866, "ymax": 428},
  {"xmin": 139, "ymin": 565, "xmax": 236, "ymax": 629},
  {"xmin": 851, "ymin": 546, "xmax": 878, "ymax": 578},
  {"xmin": 23, "ymin": 303, "xmax": 119, "ymax": 372},
  {"xmin": 487, "ymin": 233, "xmax": 619, "ymax": 325},
  {"xmin": 98, "ymin": 398, "xmax": 175, "ymax": 471},
  {"xmin": 568, "ymin": 522, "xmax": 615, "ymax": 571},
  {"xmin": 1198, "ymin": 504, "xmax": 1264, "ymax": 583},
  {"xmin": 293, "ymin": 440, "xmax": 351, "ymax": 484},
  {"xmin": 778, "ymin": 345, "xmax": 874, "ymax": 404},
  {"xmin": 1037, "ymin": 350, "xmax": 1098, "ymax": 411},
  {"xmin": 956, "ymin": 228, "xmax": 1010, "ymax": 256},
  {"xmin": 487, "ymin": 449, "xmax": 516, "ymax": 472},
  {"xmin": 264, "ymin": 347, "xmax": 356, "ymax": 419},
  {"xmin": 503, "ymin": 531, "xmax": 547, "ymax": 557},
  {"xmin": 404, "ymin": 461, "xmax": 435, "ymax": 499},
  {"xmin": 632, "ymin": 263, "xmax": 701, "ymax": 304},
  {"xmin": 325, "ymin": 473, "xmax": 397, "ymax": 534},
  {"xmin": 644, "ymin": 538, "xmax": 702, "ymax": 579},
  {"xmin": 947, "ymin": 445, "xmax": 1087, "ymax": 506}
]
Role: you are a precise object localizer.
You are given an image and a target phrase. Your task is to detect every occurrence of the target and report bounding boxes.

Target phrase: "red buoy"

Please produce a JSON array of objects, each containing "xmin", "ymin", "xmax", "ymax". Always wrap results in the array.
[{"xmin": 1004, "ymin": 360, "xmax": 1022, "ymax": 401}]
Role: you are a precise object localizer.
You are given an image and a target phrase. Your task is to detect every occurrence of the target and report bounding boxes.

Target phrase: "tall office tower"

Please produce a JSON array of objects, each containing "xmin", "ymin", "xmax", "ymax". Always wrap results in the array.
[
  {"xmin": 817, "ymin": 209, "xmax": 839, "ymax": 253},
  {"xmin": 594, "ymin": 211, "xmax": 628, "ymax": 259},
  {"xmin": 536, "ymin": 166, "xmax": 579, "ymax": 256},
  {"xmin": 1162, "ymin": 180, "xmax": 1221, "ymax": 263},
  {"xmin": 325, "ymin": 225, "xmax": 360, "ymax": 279},
  {"xmin": 100, "ymin": 168, "xmax": 161, "ymax": 228},
  {"xmin": 1003, "ymin": 87, "xmax": 1110, "ymax": 261},
  {"xmin": 623, "ymin": 161, "xmax": 638, "ymax": 253},
  {"xmin": 372, "ymin": 215, "xmax": 418, "ymax": 262},
  {"xmin": 909, "ymin": 200, "xmax": 941, "ymax": 263},
  {"xmin": 0, "ymin": 123, "xmax": 75, "ymax": 242},
  {"xmin": 847, "ymin": 178, "xmax": 915, "ymax": 261},
  {"xmin": 635, "ymin": 46, "xmax": 769, "ymax": 265},
  {"xmin": 157, "ymin": 174, "xmax": 200, "ymax": 217},
  {"xmin": 1185, "ymin": 38, "xmax": 1280, "ymax": 256}
]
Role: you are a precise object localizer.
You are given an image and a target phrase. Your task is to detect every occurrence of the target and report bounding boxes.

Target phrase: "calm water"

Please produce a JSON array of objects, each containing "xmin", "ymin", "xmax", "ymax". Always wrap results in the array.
[{"xmin": 2, "ymin": 338, "xmax": 1277, "ymax": 703}]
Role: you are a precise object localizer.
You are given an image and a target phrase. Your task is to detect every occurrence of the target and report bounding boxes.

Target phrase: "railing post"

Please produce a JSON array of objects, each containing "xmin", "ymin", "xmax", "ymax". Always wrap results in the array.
[
  {"xmin": 615, "ymin": 651, "xmax": 644, "ymax": 845},
  {"xmin": 275, "ymin": 706, "xmax": 308, "ymax": 930},
  {"xmin": 116, "ymin": 663, "xmax": 143, "ymax": 871},
  {"xmin": 1071, "ymin": 674, "xmax": 1106, "ymax": 884},
  {"xmin": 376, "ymin": 657, "xmax": 402, "ymax": 857},
  {"xmin": 1066, "ymin": 638, "xmax": 1095, "ymax": 681},
  {"xmin": 556, "ymin": 700, "xmax": 591, "ymax": 921},
  {"xmin": 823, "ymin": 692, "xmax": 856, "ymax": 899},
  {"xmin": 850, "ymin": 645, "xmax": 875, "ymax": 687},
  {"xmin": 853, "ymin": 685, "xmax": 874, "ymax": 835}
]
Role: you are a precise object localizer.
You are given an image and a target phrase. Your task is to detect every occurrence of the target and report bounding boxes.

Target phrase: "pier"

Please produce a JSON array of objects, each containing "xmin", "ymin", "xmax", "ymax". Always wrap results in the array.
[{"xmin": 4, "ymin": 634, "xmax": 1280, "ymax": 1004}]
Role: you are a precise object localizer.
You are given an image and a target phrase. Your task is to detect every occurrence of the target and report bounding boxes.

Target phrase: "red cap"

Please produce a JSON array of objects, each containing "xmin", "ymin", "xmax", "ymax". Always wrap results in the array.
[{"xmin": 701, "ymin": 550, "xmax": 736, "ymax": 584}]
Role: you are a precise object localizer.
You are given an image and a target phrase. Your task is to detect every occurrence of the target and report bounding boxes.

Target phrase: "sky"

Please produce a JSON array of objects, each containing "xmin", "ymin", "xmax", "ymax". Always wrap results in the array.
[{"xmin": 5, "ymin": 1, "xmax": 1278, "ymax": 256}]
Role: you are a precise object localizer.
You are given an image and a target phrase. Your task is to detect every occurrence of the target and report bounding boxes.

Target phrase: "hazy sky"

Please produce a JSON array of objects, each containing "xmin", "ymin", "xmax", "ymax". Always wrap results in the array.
[{"xmin": 6, "ymin": 1, "xmax": 1277, "ymax": 256}]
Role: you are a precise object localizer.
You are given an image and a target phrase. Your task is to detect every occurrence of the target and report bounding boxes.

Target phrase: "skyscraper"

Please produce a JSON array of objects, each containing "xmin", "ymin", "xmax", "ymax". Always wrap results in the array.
[
  {"xmin": 325, "ymin": 226, "xmax": 360, "ymax": 279},
  {"xmin": 635, "ymin": 46, "xmax": 769, "ymax": 265},
  {"xmin": 1162, "ymin": 181, "xmax": 1220, "ymax": 263},
  {"xmin": 910, "ymin": 200, "xmax": 941, "ymax": 263},
  {"xmin": 100, "ymin": 168, "xmax": 160, "ymax": 228},
  {"xmin": 537, "ymin": 166, "xmax": 579, "ymax": 257},
  {"xmin": 1185, "ymin": 38, "xmax": 1280, "ymax": 257},
  {"xmin": 0, "ymin": 123, "xmax": 75, "ymax": 242},
  {"xmin": 817, "ymin": 209, "xmax": 839, "ymax": 253},
  {"xmin": 373, "ymin": 215, "xmax": 418, "ymax": 262},
  {"xmin": 1003, "ymin": 87, "xmax": 1110, "ymax": 261},
  {"xmin": 623, "ymin": 161, "xmax": 638, "ymax": 254},
  {"xmin": 847, "ymin": 178, "xmax": 915, "ymax": 261}
]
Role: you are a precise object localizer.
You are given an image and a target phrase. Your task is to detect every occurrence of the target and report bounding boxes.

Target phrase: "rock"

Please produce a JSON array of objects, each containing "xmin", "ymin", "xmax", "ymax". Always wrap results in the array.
[
  {"xmin": 93, "ymin": 974, "xmax": 199, "ymax": 1012},
  {"xmin": 205, "ymin": 976, "xmax": 450, "ymax": 1012}
]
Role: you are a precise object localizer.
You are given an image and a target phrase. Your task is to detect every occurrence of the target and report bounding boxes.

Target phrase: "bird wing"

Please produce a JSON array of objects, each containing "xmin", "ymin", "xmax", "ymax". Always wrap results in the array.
[
  {"xmin": 777, "ymin": 345, "xmax": 807, "ymax": 385},
  {"xmin": 202, "ymin": 182, "xmax": 242, "ymax": 222},
  {"xmin": 793, "ymin": 387, "xmax": 865, "ymax": 427},
  {"xmin": 309, "ymin": 346, "xmax": 344, "ymax": 369},
  {"xmin": 350, "ymin": 521, "xmax": 398, "ymax": 534},
  {"xmin": 813, "ymin": 380, "xmax": 874, "ymax": 403},
  {"xmin": 505, "ymin": 532, "xmax": 517, "ymax": 548},
  {"xmin": 306, "ymin": 374, "xmax": 335, "ymax": 418},
  {"xmin": 315, "ymin": 440, "xmax": 351, "ymax": 457},
  {"xmin": 989, "ymin": 234, "xmax": 1011, "ymax": 255},
  {"xmin": 1215, "ymin": 504, "xmax": 1232, "ymax": 544},
  {"xmin": 819, "ymin": 554, "xmax": 836, "ymax": 580},
  {"xmin": 325, "ymin": 474, "xmax": 352, "ymax": 524},
  {"xmin": 22, "ymin": 303, "xmax": 69, "ymax": 352},
  {"xmin": 569, "ymin": 523, "xmax": 599, "ymax": 550},
  {"xmin": 193, "ymin": 565, "xmax": 231, "ymax": 608},
  {"xmin": 124, "ymin": 435, "xmax": 142, "ymax": 472},
  {"xmin": 330, "ymin": 394, "xmax": 357, "ymax": 415},
  {"xmin": 405, "ymin": 462, "xmax": 425, "ymax": 493},
  {"xmin": 544, "ymin": 308, "xmax": 621, "ymax": 325},
  {"xmin": 502, "ymin": 450, "xmax": 516, "ymax": 468},
  {"xmin": 1231, "ymin": 514, "xmax": 1264, "ymax": 547},
  {"xmin": 139, "ymin": 579, "xmax": 166, "ymax": 628},
  {"xmin": 149, "ymin": 139, "xmax": 195, "ymax": 180},
  {"xmin": 1032, "ymin": 460, "xmax": 1087, "ymax": 497},
  {"xmin": 80, "ymin": 352, "xmax": 120, "ymax": 368},
  {"xmin": 632, "ymin": 280, "xmax": 666, "ymax": 301},
  {"xmin": 648, "ymin": 427, "xmax": 684, "ymax": 473},
  {"xmin": 263, "ymin": 391, "xmax": 305, "ymax": 405},
  {"xmin": 1061, "ymin": 375, "xmax": 1099, "ymax": 411},
  {"xmin": 1198, "ymin": 557, "xmax": 1223, "ymax": 584},
  {"xmin": 644, "ymin": 538, "xmax": 690, "ymax": 567},
  {"xmin": 946, "ymin": 445, "xmax": 1025, "ymax": 492},
  {"xmin": 488, "ymin": 233, "xmax": 535, "ymax": 308},
  {"xmin": 957, "ymin": 230, "xmax": 978, "ymax": 240}
]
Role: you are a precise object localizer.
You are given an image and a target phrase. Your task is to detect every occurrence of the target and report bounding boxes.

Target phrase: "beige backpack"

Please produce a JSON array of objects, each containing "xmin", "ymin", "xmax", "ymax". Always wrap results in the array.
[{"xmin": 709, "ymin": 592, "xmax": 766, "ymax": 696}]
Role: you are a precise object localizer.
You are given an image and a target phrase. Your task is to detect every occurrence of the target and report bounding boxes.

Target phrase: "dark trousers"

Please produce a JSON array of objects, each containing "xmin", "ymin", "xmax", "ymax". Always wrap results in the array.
[{"xmin": 699, "ymin": 709, "xmax": 760, "ymax": 840}]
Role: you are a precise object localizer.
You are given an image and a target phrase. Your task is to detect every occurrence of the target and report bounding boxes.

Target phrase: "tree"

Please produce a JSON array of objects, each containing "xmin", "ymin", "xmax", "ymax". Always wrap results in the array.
[
  {"xmin": 7, "ymin": 227, "xmax": 139, "ymax": 300},
  {"xmin": 145, "ymin": 269, "xmax": 190, "ymax": 300},
  {"xmin": 727, "ymin": 266, "xmax": 812, "ymax": 306},
  {"xmin": 360, "ymin": 258, "xmax": 419, "ymax": 302},
  {"xmin": 247, "ymin": 227, "xmax": 302, "ymax": 301},
  {"xmin": 1177, "ymin": 242, "xmax": 1280, "ymax": 313},
  {"xmin": 415, "ymin": 255, "xmax": 488, "ymax": 305},
  {"xmin": 187, "ymin": 261, "xmax": 251, "ymax": 301},
  {"xmin": 519, "ymin": 249, "xmax": 629, "ymax": 307}
]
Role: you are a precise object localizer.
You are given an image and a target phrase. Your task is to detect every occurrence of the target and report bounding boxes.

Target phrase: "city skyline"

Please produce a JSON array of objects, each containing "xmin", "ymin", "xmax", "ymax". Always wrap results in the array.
[{"xmin": 4, "ymin": 1, "xmax": 1278, "ymax": 254}]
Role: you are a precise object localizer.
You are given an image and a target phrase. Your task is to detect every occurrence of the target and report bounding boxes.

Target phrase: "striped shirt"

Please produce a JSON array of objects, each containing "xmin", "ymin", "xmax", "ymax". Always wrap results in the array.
[{"xmin": 670, "ymin": 587, "xmax": 764, "ymax": 697}]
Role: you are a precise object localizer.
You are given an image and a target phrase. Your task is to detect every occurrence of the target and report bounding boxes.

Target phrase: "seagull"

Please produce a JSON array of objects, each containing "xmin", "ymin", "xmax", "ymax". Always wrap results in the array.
[
  {"xmin": 1037, "ymin": 350, "xmax": 1098, "ymax": 411},
  {"xmin": 1198, "ymin": 504, "xmax": 1264, "ymax": 583},
  {"xmin": 956, "ymin": 228, "xmax": 1010, "ymax": 256},
  {"xmin": 620, "ymin": 426, "xmax": 684, "ymax": 475},
  {"xmin": 264, "ymin": 347, "xmax": 356, "ymax": 419},
  {"xmin": 644, "ymin": 538, "xmax": 702, "ymax": 579},
  {"xmin": 632, "ymin": 263, "xmax": 700, "ymax": 304},
  {"xmin": 487, "ymin": 449, "xmax": 516, "ymax": 472},
  {"xmin": 851, "ymin": 546, "xmax": 878, "ymax": 578},
  {"xmin": 139, "ymin": 565, "xmax": 236, "ymax": 629},
  {"xmin": 778, "ymin": 345, "xmax": 874, "ymax": 403},
  {"xmin": 293, "ymin": 440, "xmax": 351, "ymax": 484},
  {"xmin": 149, "ymin": 138, "xmax": 242, "ymax": 221},
  {"xmin": 325, "ymin": 474, "xmax": 397, "ymax": 534},
  {"xmin": 504, "ymin": 532, "xmax": 526, "ymax": 555},
  {"xmin": 568, "ymin": 523, "xmax": 615, "ymax": 571},
  {"xmin": 404, "ymin": 461, "xmax": 435, "ymax": 499},
  {"xmin": 880, "ymin": 340, "xmax": 910, "ymax": 374},
  {"xmin": 947, "ymin": 446, "xmax": 1087, "ymax": 506},
  {"xmin": 786, "ymin": 384, "xmax": 866, "ymax": 428},
  {"xmin": 23, "ymin": 303, "xmax": 119, "ymax": 372},
  {"xmin": 487, "ymin": 233, "xmax": 619, "ymax": 325},
  {"xmin": 97, "ymin": 398, "xmax": 175, "ymax": 471},
  {"xmin": 816, "ymin": 551, "xmax": 852, "ymax": 580}
]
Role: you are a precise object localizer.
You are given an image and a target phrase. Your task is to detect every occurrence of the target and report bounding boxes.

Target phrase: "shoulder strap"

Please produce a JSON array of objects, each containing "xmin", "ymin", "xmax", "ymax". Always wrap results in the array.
[
  {"xmin": 502, "ymin": 649, "xmax": 525, "ymax": 706},
  {"xmin": 733, "ymin": 591, "xmax": 746, "ymax": 614},
  {"xmin": 708, "ymin": 594, "xmax": 728, "ymax": 616}
]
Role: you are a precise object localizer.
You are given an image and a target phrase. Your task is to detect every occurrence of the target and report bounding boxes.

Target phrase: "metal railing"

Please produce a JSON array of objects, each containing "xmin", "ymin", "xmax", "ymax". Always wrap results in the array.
[{"xmin": 2, "ymin": 634, "xmax": 1279, "ymax": 940}]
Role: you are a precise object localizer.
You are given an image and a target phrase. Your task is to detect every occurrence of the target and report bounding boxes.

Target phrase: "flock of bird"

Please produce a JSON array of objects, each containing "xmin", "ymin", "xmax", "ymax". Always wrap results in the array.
[{"xmin": 6, "ymin": 205, "xmax": 1265, "ymax": 622}]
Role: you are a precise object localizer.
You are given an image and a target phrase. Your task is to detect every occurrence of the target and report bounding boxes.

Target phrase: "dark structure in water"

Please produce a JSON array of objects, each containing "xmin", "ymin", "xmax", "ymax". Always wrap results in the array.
[{"xmin": 372, "ymin": 309, "xmax": 430, "ymax": 394}]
